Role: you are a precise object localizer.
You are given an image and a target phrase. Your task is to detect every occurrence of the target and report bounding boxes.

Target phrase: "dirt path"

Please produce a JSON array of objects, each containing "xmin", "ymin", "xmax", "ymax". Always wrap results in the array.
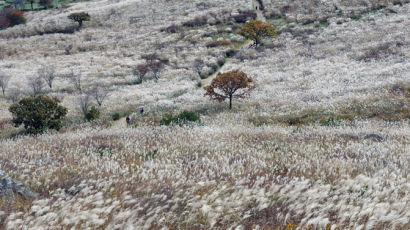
[
  {"xmin": 201, "ymin": 0, "xmax": 266, "ymax": 87},
  {"xmin": 253, "ymin": 0, "xmax": 266, "ymax": 22}
]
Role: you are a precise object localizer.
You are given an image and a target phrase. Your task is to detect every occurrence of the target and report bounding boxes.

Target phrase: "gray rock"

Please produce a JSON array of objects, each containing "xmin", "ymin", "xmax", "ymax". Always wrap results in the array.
[
  {"xmin": 35, "ymin": 157, "xmax": 53, "ymax": 166},
  {"xmin": 0, "ymin": 177, "xmax": 14, "ymax": 200},
  {"xmin": 336, "ymin": 134, "xmax": 360, "ymax": 141},
  {"xmin": 0, "ymin": 170, "xmax": 38, "ymax": 200},
  {"xmin": 0, "ymin": 170, "xmax": 7, "ymax": 178},
  {"xmin": 364, "ymin": 134, "xmax": 385, "ymax": 142}
]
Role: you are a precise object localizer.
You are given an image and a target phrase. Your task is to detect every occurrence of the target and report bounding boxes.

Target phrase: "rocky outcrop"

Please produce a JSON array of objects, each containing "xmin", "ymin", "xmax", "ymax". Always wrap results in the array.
[{"xmin": 0, "ymin": 170, "xmax": 38, "ymax": 200}]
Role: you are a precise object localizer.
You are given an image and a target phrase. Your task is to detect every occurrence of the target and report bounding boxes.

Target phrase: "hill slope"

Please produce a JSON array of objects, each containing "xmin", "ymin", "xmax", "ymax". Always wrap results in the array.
[{"xmin": 0, "ymin": 0, "xmax": 409, "ymax": 229}]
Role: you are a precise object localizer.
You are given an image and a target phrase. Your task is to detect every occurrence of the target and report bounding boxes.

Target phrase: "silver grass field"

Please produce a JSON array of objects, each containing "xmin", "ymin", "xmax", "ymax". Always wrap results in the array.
[{"xmin": 0, "ymin": 0, "xmax": 409, "ymax": 229}]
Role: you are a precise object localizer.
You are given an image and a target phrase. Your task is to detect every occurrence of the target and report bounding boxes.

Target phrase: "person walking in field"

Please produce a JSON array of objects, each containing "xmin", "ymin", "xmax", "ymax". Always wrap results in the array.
[{"xmin": 126, "ymin": 116, "xmax": 131, "ymax": 126}]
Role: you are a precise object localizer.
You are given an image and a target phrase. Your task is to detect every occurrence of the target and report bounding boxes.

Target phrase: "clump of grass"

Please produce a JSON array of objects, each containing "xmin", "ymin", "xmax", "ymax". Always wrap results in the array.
[
  {"xmin": 205, "ymin": 40, "xmax": 231, "ymax": 48},
  {"xmin": 248, "ymin": 115, "xmax": 273, "ymax": 126},
  {"xmin": 111, "ymin": 112, "xmax": 120, "ymax": 121},
  {"xmin": 271, "ymin": 91, "xmax": 409, "ymax": 126},
  {"xmin": 139, "ymin": 148, "xmax": 158, "ymax": 161},
  {"xmin": 160, "ymin": 110, "xmax": 201, "ymax": 126}
]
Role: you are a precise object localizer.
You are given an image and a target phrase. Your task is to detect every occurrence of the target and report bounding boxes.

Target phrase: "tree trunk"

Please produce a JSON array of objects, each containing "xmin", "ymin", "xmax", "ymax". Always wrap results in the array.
[{"xmin": 229, "ymin": 95, "xmax": 232, "ymax": 110}]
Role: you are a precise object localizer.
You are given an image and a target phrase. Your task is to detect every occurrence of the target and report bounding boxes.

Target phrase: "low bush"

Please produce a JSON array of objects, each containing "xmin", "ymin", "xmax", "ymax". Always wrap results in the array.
[
  {"xmin": 390, "ymin": 83, "xmax": 410, "ymax": 97},
  {"xmin": 6, "ymin": 10, "xmax": 26, "ymax": 27},
  {"xmin": 85, "ymin": 106, "xmax": 100, "ymax": 121},
  {"xmin": 111, "ymin": 112, "xmax": 120, "ymax": 121},
  {"xmin": 182, "ymin": 16, "xmax": 208, "ymax": 27},
  {"xmin": 231, "ymin": 10, "xmax": 256, "ymax": 23},
  {"xmin": 98, "ymin": 146, "xmax": 112, "ymax": 158},
  {"xmin": 208, "ymin": 62, "xmax": 219, "ymax": 72},
  {"xmin": 248, "ymin": 115, "xmax": 272, "ymax": 126},
  {"xmin": 225, "ymin": 49, "xmax": 237, "ymax": 58},
  {"xmin": 206, "ymin": 40, "xmax": 231, "ymax": 48},
  {"xmin": 159, "ymin": 113, "xmax": 176, "ymax": 126},
  {"xmin": 161, "ymin": 24, "xmax": 181, "ymax": 33},
  {"xmin": 217, "ymin": 57, "xmax": 226, "ymax": 66},
  {"xmin": 39, "ymin": 0, "xmax": 53, "ymax": 9},
  {"xmin": 160, "ymin": 111, "xmax": 201, "ymax": 126},
  {"xmin": 68, "ymin": 12, "xmax": 90, "ymax": 28},
  {"xmin": 320, "ymin": 116, "xmax": 342, "ymax": 126},
  {"xmin": 357, "ymin": 42, "xmax": 399, "ymax": 62},
  {"xmin": 0, "ymin": 119, "xmax": 11, "ymax": 130}
]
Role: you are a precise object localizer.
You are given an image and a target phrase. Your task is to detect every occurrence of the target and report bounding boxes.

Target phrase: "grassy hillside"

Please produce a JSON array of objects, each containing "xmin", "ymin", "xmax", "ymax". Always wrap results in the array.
[{"xmin": 0, "ymin": 0, "xmax": 409, "ymax": 229}]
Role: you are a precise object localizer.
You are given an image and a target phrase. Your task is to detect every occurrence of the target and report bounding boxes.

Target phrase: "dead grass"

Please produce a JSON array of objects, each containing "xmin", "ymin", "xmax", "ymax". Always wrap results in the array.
[{"xmin": 264, "ymin": 88, "xmax": 409, "ymax": 126}]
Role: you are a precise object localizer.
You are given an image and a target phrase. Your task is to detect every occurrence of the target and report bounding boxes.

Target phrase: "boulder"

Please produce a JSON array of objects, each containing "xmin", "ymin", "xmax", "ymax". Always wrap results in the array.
[
  {"xmin": 35, "ymin": 157, "xmax": 53, "ymax": 166},
  {"xmin": 364, "ymin": 134, "xmax": 385, "ymax": 142},
  {"xmin": 0, "ymin": 170, "xmax": 38, "ymax": 200}
]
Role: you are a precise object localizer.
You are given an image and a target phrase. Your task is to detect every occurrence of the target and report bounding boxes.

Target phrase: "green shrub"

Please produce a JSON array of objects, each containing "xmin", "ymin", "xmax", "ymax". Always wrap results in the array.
[
  {"xmin": 139, "ymin": 149, "xmax": 158, "ymax": 161},
  {"xmin": 39, "ymin": 0, "xmax": 53, "ymax": 9},
  {"xmin": 160, "ymin": 111, "xmax": 200, "ymax": 126},
  {"xmin": 9, "ymin": 95, "xmax": 67, "ymax": 134},
  {"xmin": 320, "ymin": 117, "xmax": 342, "ymax": 126},
  {"xmin": 196, "ymin": 81, "xmax": 202, "ymax": 88},
  {"xmin": 85, "ymin": 106, "xmax": 100, "ymax": 121},
  {"xmin": 225, "ymin": 49, "xmax": 237, "ymax": 58},
  {"xmin": 98, "ymin": 146, "xmax": 112, "ymax": 158},
  {"xmin": 111, "ymin": 112, "xmax": 120, "ymax": 121},
  {"xmin": 159, "ymin": 113, "xmax": 175, "ymax": 126},
  {"xmin": 68, "ymin": 12, "xmax": 91, "ymax": 28},
  {"xmin": 176, "ymin": 110, "xmax": 201, "ymax": 124}
]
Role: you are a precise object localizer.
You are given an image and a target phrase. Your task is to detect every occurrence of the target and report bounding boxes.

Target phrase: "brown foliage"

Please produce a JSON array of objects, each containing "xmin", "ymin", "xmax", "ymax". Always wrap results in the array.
[
  {"xmin": 204, "ymin": 70, "xmax": 255, "ymax": 109},
  {"xmin": 6, "ymin": 9, "xmax": 26, "ymax": 27}
]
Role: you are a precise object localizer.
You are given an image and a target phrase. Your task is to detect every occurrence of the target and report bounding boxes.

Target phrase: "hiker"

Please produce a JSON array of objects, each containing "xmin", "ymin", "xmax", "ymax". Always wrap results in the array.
[
  {"xmin": 126, "ymin": 116, "xmax": 131, "ymax": 126},
  {"xmin": 140, "ymin": 107, "xmax": 144, "ymax": 115}
]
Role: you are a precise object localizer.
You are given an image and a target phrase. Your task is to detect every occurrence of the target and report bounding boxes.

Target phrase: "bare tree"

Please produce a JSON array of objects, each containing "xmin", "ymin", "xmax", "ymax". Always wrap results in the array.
[
  {"xmin": 68, "ymin": 70, "xmax": 82, "ymax": 93},
  {"xmin": 142, "ymin": 53, "xmax": 161, "ymax": 64},
  {"xmin": 77, "ymin": 93, "xmax": 92, "ymax": 116},
  {"xmin": 148, "ymin": 61, "xmax": 164, "ymax": 82},
  {"xmin": 0, "ymin": 71, "xmax": 10, "ymax": 96},
  {"xmin": 193, "ymin": 58, "xmax": 205, "ymax": 78},
  {"xmin": 89, "ymin": 85, "xmax": 110, "ymax": 107},
  {"xmin": 7, "ymin": 87, "xmax": 22, "ymax": 103},
  {"xmin": 28, "ymin": 76, "xmax": 45, "ymax": 96},
  {"xmin": 140, "ymin": 53, "xmax": 167, "ymax": 82},
  {"xmin": 38, "ymin": 65, "xmax": 56, "ymax": 89},
  {"xmin": 132, "ymin": 64, "xmax": 149, "ymax": 84}
]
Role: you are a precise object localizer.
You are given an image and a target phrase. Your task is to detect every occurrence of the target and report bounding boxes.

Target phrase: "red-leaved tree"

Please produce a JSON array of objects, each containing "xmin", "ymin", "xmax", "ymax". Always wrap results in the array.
[{"xmin": 204, "ymin": 70, "xmax": 255, "ymax": 110}]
